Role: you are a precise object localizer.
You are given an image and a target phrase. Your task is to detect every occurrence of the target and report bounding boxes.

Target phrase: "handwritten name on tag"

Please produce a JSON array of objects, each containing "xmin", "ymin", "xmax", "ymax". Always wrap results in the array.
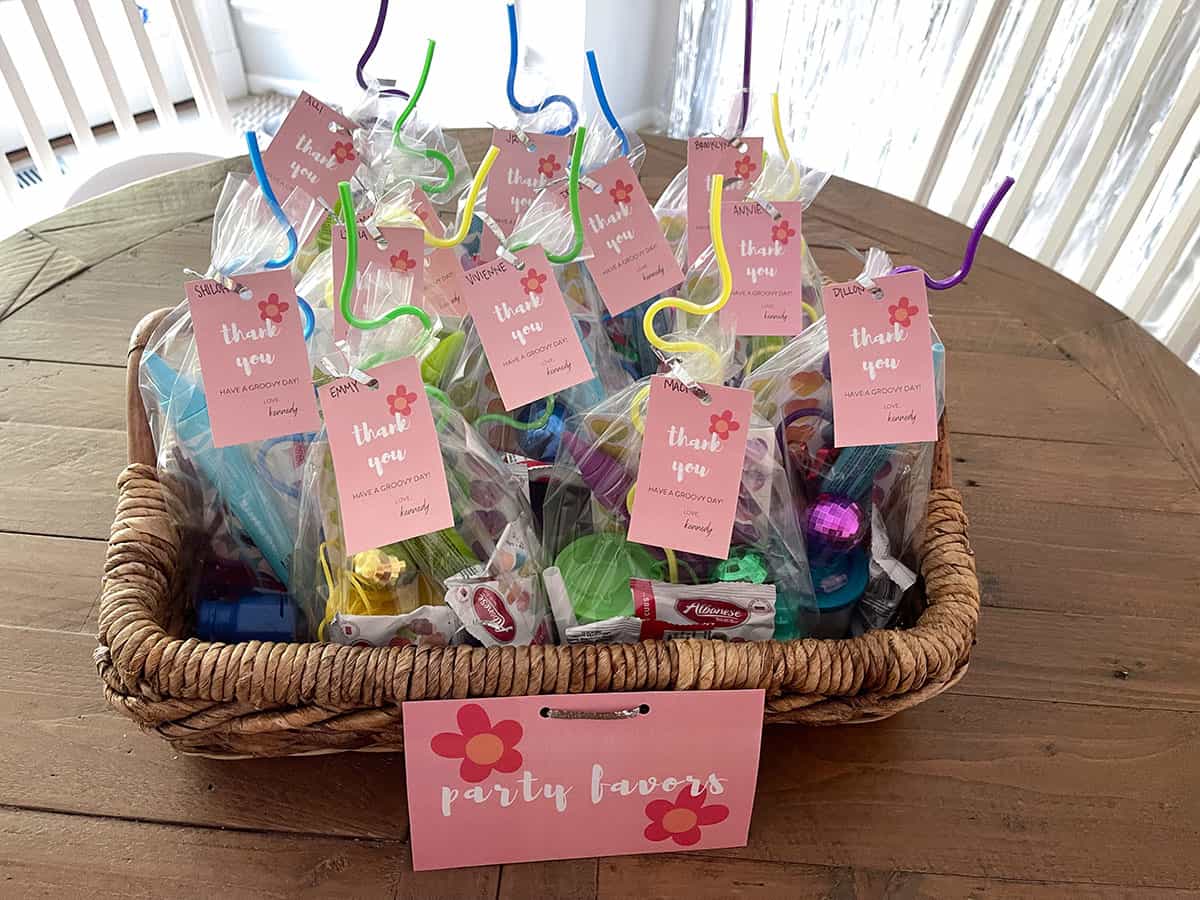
[
  {"xmin": 823, "ymin": 269, "xmax": 939, "ymax": 447},
  {"xmin": 627, "ymin": 376, "xmax": 754, "ymax": 559},
  {"xmin": 318, "ymin": 357, "xmax": 453, "ymax": 554},
  {"xmin": 403, "ymin": 690, "xmax": 764, "ymax": 870},
  {"xmin": 262, "ymin": 92, "xmax": 358, "ymax": 208},
  {"xmin": 686, "ymin": 136, "xmax": 764, "ymax": 267},
  {"xmin": 460, "ymin": 247, "xmax": 596, "ymax": 411},
  {"xmin": 478, "ymin": 129, "xmax": 573, "ymax": 262},
  {"xmin": 721, "ymin": 200, "xmax": 805, "ymax": 335},
  {"xmin": 187, "ymin": 270, "xmax": 321, "ymax": 448},
  {"xmin": 577, "ymin": 157, "xmax": 684, "ymax": 315}
]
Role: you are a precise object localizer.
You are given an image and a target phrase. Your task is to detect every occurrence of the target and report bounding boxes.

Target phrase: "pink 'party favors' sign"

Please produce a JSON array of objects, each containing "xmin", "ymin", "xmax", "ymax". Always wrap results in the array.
[
  {"xmin": 318, "ymin": 357, "xmax": 453, "ymax": 555},
  {"xmin": 686, "ymin": 136, "xmax": 764, "ymax": 267},
  {"xmin": 721, "ymin": 200, "xmax": 806, "ymax": 335},
  {"xmin": 187, "ymin": 270, "xmax": 321, "ymax": 448},
  {"xmin": 823, "ymin": 269, "xmax": 939, "ymax": 447},
  {"xmin": 403, "ymin": 690, "xmax": 764, "ymax": 870},
  {"xmin": 628, "ymin": 376, "xmax": 754, "ymax": 559},
  {"xmin": 262, "ymin": 92, "xmax": 358, "ymax": 208},
  {"xmin": 460, "ymin": 247, "xmax": 596, "ymax": 410},
  {"xmin": 577, "ymin": 157, "xmax": 685, "ymax": 316}
]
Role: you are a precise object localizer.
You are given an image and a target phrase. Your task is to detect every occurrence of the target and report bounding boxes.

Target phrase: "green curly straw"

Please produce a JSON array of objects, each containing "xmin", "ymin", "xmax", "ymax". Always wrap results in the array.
[
  {"xmin": 391, "ymin": 39, "xmax": 454, "ymax": 194},
  {"xmin": 337, "ymin": 181, "xmax": 433, "ymax": 334},
  {"xmin": 509, "ymin": 125, "xmax": 585, "ymax": 264}
]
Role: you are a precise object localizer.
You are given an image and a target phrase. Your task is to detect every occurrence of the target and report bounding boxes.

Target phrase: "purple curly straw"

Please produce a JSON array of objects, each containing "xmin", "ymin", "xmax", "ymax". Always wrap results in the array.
[
  {"xmin": 891, "ymin": 176, "xmax": 1014, "ymax": 290},
  {"xmin": 357, "ymin": 0, "xmax": 411, "ymax": 99},
  {"xmin": 737, "ymin": 0, "xmax": 753, "ymax": 135}
]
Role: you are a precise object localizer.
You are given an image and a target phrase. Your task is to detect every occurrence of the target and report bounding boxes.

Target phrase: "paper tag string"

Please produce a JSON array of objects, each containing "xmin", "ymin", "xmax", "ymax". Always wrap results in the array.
[
  {"xmin": 585, "ymin": 50, "xmax": 629, "ymax": 157},
  {"xmin": 506, "ymin": 1, "xmax": 578, "ymax": 135},
  {"xmin": 244, "ymin": 130, "xmax": 314, "ymax": 339},
  {"xmin": 357, "ymin": 0, "xmax": 410, "ymax": 98},
  {"xmin": 890, "ymin": 177, "xmax": 1014, "ymax": 290}
]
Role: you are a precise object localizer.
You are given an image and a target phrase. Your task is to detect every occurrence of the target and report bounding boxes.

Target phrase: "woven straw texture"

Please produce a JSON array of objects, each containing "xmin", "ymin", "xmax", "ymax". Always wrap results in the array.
[{"xmin": 96, "ymin": 310, "xmax": 980, "ymax": 758}]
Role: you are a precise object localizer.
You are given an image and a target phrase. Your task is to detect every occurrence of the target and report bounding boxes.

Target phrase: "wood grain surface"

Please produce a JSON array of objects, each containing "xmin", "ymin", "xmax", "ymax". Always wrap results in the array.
[{"xmin": 1, "ymin": 128, "xmax": 1197, "ymax": 898}]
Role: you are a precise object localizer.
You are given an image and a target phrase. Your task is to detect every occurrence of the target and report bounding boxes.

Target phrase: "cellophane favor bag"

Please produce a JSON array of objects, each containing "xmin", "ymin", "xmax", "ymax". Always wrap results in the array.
[
  {"xmin": 540, "ymin": 320, "xmax": 817, "ymax": 643},
  {"xmin": 745, "ymin": 248, "xmax": 946, "ymax": 636},
  {"xmin": 292, "ymin": 288, "xmax": 554, "ymax": 648},
  {"xmin": 138, "ymin": 174, "xmax": 324, "ymax": 611}
]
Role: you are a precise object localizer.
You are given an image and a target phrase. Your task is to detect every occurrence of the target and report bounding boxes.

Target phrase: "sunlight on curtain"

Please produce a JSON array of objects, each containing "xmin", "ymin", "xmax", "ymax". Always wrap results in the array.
[{"xmin": 664, "ymin": 0, "xmax": 1200, "ymax": 367}]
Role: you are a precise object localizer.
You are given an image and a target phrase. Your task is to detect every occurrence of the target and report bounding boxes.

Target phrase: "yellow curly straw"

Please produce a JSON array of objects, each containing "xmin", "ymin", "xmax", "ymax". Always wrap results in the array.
[{"xmin": 375, "ymin": 146, "xmax": 500, "ymax": 248}]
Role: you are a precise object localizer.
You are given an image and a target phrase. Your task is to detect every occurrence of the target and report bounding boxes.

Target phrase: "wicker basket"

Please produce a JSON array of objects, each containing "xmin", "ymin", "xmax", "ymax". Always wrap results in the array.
[{"xmin": 96, "ymin": 309, "xmax": 980, "ymax": 758}]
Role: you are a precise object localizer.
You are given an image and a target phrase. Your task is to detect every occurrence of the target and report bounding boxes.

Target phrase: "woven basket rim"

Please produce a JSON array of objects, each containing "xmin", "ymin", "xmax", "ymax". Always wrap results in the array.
[{"xmin": 96, "ymin": 308, "xmax": 981, "ymax": 757}]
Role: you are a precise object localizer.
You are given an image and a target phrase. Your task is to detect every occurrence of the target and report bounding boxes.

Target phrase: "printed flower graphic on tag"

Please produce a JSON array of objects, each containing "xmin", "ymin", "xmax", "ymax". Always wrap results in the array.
[
  {"xmin": 386, "ymin": 384, "xmax": 418, "ymax": 417},
  {"xmin": 733, "ymin": 153, "xmax": 757, "ymax": 179},
  {"xmin": 431, "ymin": 703, "xmax": 523, "ymax": 783},
  {"xmin": 390, "ymin": 249, "xmax": 417, "ymax": 273},
  {"xmin": 520, "ymin": 269, "xmax": 547, "ymax": 295},
  {"xmin": 709, "ymin": 409, "xmax": 741, "ymax": 440},
  {"xmin": 770, "ymin": 219, "xmax": 796, "ymax": 245},
  {"xmin": 610, "ymin": 179, "xmax": 635, "ymax": 205},
  {"xmin": 537, "ymin": 153, "xmax": 562, "ymax": 178},
  {"xmin": 888, "ymin": 296, "xmax": 918, "ymax": 328},
  {"xmin": 257, "ymin": 293, "xmax": 289, "ymax": 323},
  {"xmin": 331, "ymin": 141, "xmax": 356, "ymax": 164},
  {"xmin": 643, "ymin": 787, "xmax": 729, "ymax": 846}
]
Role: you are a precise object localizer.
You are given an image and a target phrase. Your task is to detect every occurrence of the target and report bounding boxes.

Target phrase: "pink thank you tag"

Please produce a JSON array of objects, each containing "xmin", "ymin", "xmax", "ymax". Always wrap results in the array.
[
  {"xmin": 262, "ymin": 92, "xmax": 358, "ymax": 208},
  {"xmin": 628, "ymin": 376, "xmax": 754, "ymax": 558},
  {"xmin": 318, "ymin": 357, "xmax": 454, "ymax": 555},
  {"xmin": 403, "ymin": 690, "xmax": 764, "ymax": 871},
  {"xmin": 480, "ymin": 129, "xmax": 573, "ymax": 260},
  {"xmin": 823, "ymin": 269, "xmax": 939, "ymax": 447},
  {"xmin": 461, "ymin": 247, "xmax": 596, "ymax": 411},
  {"xmin": 721, "ymin": 200, "xmax": 805, "ymax": 335},
  {"xmin": 686, "ymin": 136, "xmax": 764, "ymax": 266},
  {"xmin": 186, "ymin": 270, "xmax": 321, "ymax": 448},
  {"xmin": 578, "ymin": 157, "xmax": 685, "ymax": 316},
  {"xmin": 331, "ymin": 225, "xmax": 424, "ymax": 343},
  {"xmin": 411, "ymin": 187, "xmax": 467, "ymax": 317}
]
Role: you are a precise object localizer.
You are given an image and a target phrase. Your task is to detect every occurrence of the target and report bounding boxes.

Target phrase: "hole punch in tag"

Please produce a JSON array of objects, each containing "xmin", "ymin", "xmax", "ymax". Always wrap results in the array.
[
  {"xmin": 823, "ymin": 269, "xmax": 939, "ymax": 447},
  {"xmin": 185, "ymin": 269, "xmax": 322, "ymax": 447},
  {"xmin": 318, "ymin": 356, "xmax": 455, "ymax": 555},
  {"xmin": 459, "ymin": 246, "xmax": 596, "ymax": 411},
  {"xmin": 261, "ymin": 91, "xmax": 359, "ymax": 209},
  {"xmin": 686, "ymin": 135, "xmax": 764, "ymax": 267}
]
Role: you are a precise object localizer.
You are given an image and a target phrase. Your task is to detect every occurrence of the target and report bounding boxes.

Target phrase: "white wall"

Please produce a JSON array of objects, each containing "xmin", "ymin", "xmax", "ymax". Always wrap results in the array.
[
  {"xmin": 227, "ymin": 0, "xmax": 678, "ymax": 131},
  {"xmin": 583, "ymin": 0, "xmax": 679, "ymax": 130}
]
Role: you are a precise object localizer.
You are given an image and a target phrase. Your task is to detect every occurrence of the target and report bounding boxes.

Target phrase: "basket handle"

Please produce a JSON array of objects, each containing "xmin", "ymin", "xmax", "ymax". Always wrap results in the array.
[{"xmin": 126, "ymin": 308, "xmax": 172, "ymax": 468}]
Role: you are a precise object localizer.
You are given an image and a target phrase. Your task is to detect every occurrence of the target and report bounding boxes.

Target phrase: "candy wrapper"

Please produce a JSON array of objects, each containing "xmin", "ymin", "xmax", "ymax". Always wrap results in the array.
[
  {"xmin": 329, "ymin": 607, "xmax": 461, "ymax": 649},
  {"xmin": 745, "ymin": 248, "xmax": 944, "ymax": 636},
  {"xmin": 540, "ymin": 322, "xmax": 817, "ymax": 641}
]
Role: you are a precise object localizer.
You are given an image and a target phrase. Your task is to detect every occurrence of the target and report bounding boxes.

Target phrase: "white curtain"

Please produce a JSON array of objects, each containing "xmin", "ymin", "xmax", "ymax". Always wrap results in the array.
[{"xmin": 664, "ymin": 0, "xmax": 1200, "ymax": 369}]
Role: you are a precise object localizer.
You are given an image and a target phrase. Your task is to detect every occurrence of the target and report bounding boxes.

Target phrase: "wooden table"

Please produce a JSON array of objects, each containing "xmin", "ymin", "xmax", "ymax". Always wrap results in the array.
[{"xmin": 1, "ymin": 132, "xmax": 1198, "ymax": 898}]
